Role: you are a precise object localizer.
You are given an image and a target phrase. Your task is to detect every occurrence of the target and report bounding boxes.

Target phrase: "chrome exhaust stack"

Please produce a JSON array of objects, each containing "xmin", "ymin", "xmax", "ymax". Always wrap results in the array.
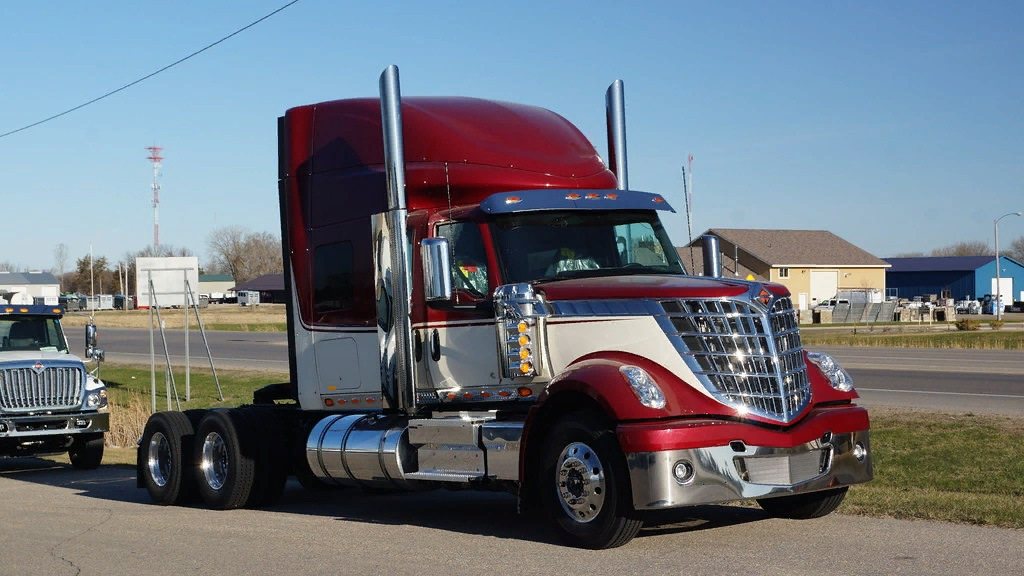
[
  {"xmin": 702, "ymin": 234, "xmax": 723, "ymax": 278},
  {"xmin": 605, "ymin": 79, "xmax": 628, "ymax": 190},
  {"xmin": 375, "ymin": 64, "xmax": 417, "ymax": 412}
]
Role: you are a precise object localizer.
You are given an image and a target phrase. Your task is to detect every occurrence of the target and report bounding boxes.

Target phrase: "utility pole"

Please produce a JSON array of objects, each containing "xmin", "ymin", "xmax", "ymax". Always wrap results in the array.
[{"xmin": 145, "ymin": 146, "xmax": 164, "ymax": 252}]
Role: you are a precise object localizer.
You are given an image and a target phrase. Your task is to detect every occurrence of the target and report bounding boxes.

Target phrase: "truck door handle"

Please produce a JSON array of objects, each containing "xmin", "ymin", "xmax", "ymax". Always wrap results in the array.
[
  {"xmin": 413, "ymin": 330, "xmax": 423, "ymax": 362},
  {"xmin": 430, "ymin": 329, "xmax": 441, "ymax": 361}
]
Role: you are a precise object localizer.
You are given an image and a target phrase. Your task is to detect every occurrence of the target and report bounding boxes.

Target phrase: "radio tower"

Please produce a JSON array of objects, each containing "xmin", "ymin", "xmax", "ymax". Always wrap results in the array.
[{"xmin": 145, "ymin": 146, "xmax": 163, "ymax": 251}]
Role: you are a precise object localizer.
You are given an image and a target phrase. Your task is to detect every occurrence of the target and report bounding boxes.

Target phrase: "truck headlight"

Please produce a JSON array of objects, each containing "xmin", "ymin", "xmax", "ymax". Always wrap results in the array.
[
  {"xmin": 806, "ymin": 351, "xmax": 854, "ymax": 392},
  {"xmin": 86, "ymin": 388, "xmax": 108, "ymax": 409},
  {"xmin": 85, "ymin": 376, "xmax": 108, "ymax": 409},
  {"xmin": 619, "ymin": 365, "xmax": 666, "ymax": 409}
]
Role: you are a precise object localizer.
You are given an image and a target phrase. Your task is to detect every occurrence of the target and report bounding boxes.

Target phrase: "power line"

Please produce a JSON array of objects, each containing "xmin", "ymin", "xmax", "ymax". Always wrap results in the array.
[{"xmin": 0, "ymin": 1, "xmax": 299, "ymax": 139}]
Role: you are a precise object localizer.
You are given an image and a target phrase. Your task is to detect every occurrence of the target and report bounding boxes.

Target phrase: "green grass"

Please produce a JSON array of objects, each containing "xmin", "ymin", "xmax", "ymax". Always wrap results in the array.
[
  {"xmin": 100, "ymin": 364, "xmax": 286, "ymax": 410},
  {"xmin": 843, "ymin": 411, "xmax": 1024, "ymax": 528},
  {"xmin": 802, "ymin": 329, "xmax": 1024, "ymax": 349}
]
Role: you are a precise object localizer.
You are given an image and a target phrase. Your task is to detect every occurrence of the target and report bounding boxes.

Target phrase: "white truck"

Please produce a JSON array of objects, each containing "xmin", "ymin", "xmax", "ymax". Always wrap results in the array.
[{"xmin": 0, "ymin": 304, "xmax": 109, "ymax": 468}]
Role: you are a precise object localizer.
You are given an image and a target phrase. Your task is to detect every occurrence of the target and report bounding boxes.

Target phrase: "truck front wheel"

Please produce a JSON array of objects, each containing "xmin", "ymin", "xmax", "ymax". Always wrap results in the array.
[
  {"xmin": 541, "ymin": 412, "xmax": 643, "ymax": 549},
  {"xmin": 757, "ymin": 487, "xmax": 848, "ymax": 519},
  {"xmin": 195, "ymin": 409, "xmax": 256, "ymax": 510},
  {"xmin": 69, "ymin": 432, "xmax": 104, "ymax": 470}
]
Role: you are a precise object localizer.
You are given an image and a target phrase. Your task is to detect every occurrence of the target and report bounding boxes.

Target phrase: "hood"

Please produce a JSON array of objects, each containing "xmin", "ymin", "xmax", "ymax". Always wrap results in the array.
[
  {"xmin": 0, "ymin": 349, "xmax": 84, "ymax": 365},
  {"xmin": 533, "ymin": 274, "xmax": 779, "ymax": 301}
]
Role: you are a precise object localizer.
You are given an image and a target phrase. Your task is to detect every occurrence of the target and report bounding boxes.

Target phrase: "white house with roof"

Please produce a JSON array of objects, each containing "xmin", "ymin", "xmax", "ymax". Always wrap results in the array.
[{"xmin": 0, "ymin": 271, "xmax": 61, "ymax": 305}]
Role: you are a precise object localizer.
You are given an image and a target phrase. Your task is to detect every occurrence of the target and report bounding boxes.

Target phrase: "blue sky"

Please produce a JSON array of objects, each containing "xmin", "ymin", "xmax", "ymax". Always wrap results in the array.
[{"xmin": 2, "ymin": 0, "xmax": 1022, "ymax": 272}]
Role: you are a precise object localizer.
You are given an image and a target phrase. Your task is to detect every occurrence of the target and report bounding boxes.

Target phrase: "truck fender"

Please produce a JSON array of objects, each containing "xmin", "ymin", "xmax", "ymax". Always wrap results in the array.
[{"xmin": 516, "ymin": 351, "xmax": 718, "ymax": 511}]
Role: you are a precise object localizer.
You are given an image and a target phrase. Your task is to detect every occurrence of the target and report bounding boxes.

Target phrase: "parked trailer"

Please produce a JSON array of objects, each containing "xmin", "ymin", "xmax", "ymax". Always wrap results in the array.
[{"xmin": 137, "ymin": 66, "xmax": 872, "ymax": 549}]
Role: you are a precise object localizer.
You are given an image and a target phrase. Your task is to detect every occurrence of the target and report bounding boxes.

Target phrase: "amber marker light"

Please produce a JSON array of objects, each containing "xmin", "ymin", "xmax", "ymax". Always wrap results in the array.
[
  {"xmin": 585, "ymin": 193, "xmax": 600, "ymax": 199},
  {"xmin": 517, "ymin": 387, "xmax": 533, "ymax": 397},
  {"xmin": 604, "ymin": 193, "xmax": 618, "ymax": 200},
  {"xmin": 505, "ymin": 196, "xmax": 521, "ymax": 204},
  {"xmin": 324, "ymin": 398, "xmax": 335, "ymax": 407},
  {"xmin": 498, "ymin": 390, "xmax": 511, "ymax": 397},
  {"xmin": 566, "ymin": 193, "xmax": 581, "ymax": 200}
]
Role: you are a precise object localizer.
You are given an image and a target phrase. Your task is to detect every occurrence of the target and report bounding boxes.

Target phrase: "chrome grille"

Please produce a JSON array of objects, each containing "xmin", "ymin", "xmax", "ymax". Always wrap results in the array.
[
  {"xmin": 659, "ymin": 295, "xmax": 810, "ymax": 423},
  {"xmin": 0, "ymin": 366, "xmax": 83, "ymax": 411}
]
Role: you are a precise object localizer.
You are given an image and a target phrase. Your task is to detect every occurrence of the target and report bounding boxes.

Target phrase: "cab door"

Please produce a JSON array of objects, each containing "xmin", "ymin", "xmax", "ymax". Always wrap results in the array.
[{"xmin": 421, "ymin": 220, "xmax": 500, "ymax": 396}]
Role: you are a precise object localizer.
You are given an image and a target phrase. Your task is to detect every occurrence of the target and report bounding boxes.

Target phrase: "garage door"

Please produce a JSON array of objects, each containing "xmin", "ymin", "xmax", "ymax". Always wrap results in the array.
[{"xmin": 810, "ymin": 270, "xmax": 839, "ymax": 306}]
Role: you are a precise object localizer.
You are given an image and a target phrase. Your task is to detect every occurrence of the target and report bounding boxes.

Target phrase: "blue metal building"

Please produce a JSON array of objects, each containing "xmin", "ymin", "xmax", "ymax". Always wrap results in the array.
[{"xmin": 885, "ymin": 256, "xmax": 1024, "ymax": 302}]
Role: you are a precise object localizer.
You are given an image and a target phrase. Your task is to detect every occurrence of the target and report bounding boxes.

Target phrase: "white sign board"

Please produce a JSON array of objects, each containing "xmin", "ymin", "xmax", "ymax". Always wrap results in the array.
[{"xmin": 135, "ymin": 257, "xmax": 200, "ymax": 308}]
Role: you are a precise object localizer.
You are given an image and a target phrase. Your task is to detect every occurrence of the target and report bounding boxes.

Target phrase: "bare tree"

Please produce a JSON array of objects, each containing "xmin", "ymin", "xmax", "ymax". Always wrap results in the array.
[
  {"xmin": 207, "ymin": 226, "xmax": 282, "ymax": 283},
  {"xmin": 890, "ymin": 251, "xmax": 925, "ymax": 258},
  {"xmin": 0, "ymin": 261, "xmax": 15, "ymax": 272},
  {"xmin": 1008, "ymin": 236, "xmax": 1024, "ymax": 264},
  {"xmin": 53, "ymin": 243, "xmax": 69, "ymax": 291},
  {"xmin": 930, "ymin": 241, "xmax": 990, "ymax": 257}
]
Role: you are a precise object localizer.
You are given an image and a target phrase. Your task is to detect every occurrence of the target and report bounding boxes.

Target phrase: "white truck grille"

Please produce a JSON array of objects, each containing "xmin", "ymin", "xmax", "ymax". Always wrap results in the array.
[
  {"xmin": 659, "ymin": 296, "xmax": 811, "ymax": 423},
  {"xmin": 0, "ymin": 366, "xmax": 84, "ymax": 411}
]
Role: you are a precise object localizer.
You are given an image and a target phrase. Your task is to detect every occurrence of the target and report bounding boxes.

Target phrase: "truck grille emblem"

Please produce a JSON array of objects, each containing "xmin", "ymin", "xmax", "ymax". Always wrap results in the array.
[
  {"xmin": 756, "ymin": 287, "xmax": 772, "ymax": 307},
  {"xmin": 32, "ymin": 362, "xmax": 45, "ymax": 374}
]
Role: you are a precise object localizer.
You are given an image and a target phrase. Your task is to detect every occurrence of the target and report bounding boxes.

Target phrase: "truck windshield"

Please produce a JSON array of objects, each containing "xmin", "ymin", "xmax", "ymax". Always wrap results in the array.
[
  {"xmin": 490, "ymin": 210, "xmax": 685, "ymax": 284},
  {"xmin": 0, "ymin": 317, "xmax": 68, "ymax": 352}
]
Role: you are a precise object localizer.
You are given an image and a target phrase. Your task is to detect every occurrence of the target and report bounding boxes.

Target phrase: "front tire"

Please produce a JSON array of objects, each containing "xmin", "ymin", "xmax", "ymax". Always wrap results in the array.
[
  {"xmin": 69, "ymin": 432, "xmax": 104, "ymax": 470},
  {"xmin": 194, "ymin": 410, "xmax": 256, "ymax": 510},
  {"xmin": 757, "ymin": 487, "xmax": 848, "ymax": 519},
  {"xmin": 541, "ymin": 412, "xmax": 642, "ymax": 549}
]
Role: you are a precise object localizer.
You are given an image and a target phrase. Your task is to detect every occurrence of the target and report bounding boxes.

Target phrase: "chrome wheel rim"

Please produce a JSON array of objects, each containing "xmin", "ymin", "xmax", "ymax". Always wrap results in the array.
[
  {"xmin": 146, "ymin": 431, "xmax": 171, "ymax": 487},
  {"xmin": 201, "ymin": 431, "xmax": 228, "ymax": 490},
  {"xmin": 555, "ymin": 441, "xmax": 605, "ymax": 523}
]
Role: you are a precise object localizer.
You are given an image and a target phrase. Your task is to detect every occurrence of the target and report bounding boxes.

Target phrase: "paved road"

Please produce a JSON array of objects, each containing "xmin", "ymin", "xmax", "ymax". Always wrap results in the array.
[{"xmin": 0, "ymin": 460, "xmax": 1020, "ymax": 576}]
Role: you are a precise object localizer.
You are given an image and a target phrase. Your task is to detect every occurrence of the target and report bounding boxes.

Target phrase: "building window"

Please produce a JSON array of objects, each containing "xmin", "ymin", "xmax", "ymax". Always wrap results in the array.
[{"xmin": 778, "ymin": 267, "xmax": 790, "ymax": 279}]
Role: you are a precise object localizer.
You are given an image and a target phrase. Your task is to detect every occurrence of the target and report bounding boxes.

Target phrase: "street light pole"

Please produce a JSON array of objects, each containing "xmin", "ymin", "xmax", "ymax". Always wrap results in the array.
[{"xmin": 994, "ymin": 211, "xmax": 1021, "ymax": 321}]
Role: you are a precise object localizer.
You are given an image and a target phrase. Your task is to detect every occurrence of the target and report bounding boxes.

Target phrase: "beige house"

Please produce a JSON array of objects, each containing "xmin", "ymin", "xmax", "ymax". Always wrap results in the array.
[{"xmin": 679, "ymin": 229, "xmax": 890, "ymax": 310}]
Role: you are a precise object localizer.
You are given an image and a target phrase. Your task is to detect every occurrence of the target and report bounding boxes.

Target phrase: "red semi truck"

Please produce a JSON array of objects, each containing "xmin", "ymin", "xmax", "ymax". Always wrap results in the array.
[{"xmin": 137, "ymin": 65, "xmax": 871, "ymax": 548}]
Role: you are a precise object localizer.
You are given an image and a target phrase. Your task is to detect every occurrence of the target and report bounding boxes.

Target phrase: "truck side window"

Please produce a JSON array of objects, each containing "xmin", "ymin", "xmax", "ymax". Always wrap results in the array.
[
  {"xmin": 436, "ymin": 222, "xmax": 488, "ymax": 299},
  {"xmin": 313, "ymin": 241, "xmax": 355, "ymax": 314}
]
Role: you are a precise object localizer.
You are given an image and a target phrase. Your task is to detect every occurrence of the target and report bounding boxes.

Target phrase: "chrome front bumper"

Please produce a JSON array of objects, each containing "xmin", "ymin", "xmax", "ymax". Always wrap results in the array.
[
  {"xmin": 0, "ymin": 411, "xmax": 109, "ymax": 438},
  {"xmin": 626, "ymin": 430, "xmax": 871, "ymax": 510}
]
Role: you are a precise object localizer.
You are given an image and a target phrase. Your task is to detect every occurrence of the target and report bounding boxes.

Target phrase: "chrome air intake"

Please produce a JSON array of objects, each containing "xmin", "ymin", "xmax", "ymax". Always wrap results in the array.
[{"xmin": 657, "ymin": 290, "xmax": 810, "ymax": 423}]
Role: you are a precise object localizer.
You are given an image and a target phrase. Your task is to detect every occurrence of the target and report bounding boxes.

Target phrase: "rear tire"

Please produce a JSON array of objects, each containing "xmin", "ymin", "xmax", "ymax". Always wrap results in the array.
[
  {"xmin": 138, "ymin": 412, "xmax": 201, "ymax": 505},
  {"xmin": 194, "ymin": 410, "xmax": 256, "ymax": 510},
  {"xmin": 757, "ymin": 487, "xmax": 848, "ymax": 519},
  {"xmin": 541, "ymin": 412, "xmax": 643, "ymax": 549},
  {"xmin": 69, "ymin": 432, "xmax": 104, "ymax": 470}
]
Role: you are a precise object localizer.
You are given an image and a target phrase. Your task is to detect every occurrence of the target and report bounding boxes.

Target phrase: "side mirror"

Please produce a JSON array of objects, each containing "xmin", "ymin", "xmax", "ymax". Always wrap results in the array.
[
  {"xmin": 85, "ymin": 323, "xmax": 97, "ymax": 348},
  {"xmin": 85, "ymin": 323, "xmax": 102, "ymax": 362},
  {"xmin": 421, "ymin": 237, "xmax": 452, "ymax": 302}
]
